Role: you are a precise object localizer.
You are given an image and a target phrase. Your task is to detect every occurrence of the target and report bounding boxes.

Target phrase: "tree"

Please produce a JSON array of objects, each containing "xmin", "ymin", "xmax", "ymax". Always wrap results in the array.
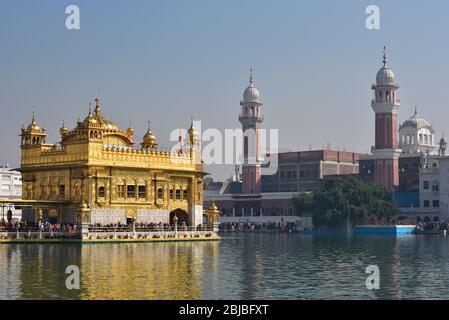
[{"xmin": 292, "ymin": 176, "xmax": 399, "ymax": 229}]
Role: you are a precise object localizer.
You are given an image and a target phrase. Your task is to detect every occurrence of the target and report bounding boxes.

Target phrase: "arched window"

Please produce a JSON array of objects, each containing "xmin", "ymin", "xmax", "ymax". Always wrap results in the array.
[
  {"xmin": 183, "ymin": 188, "xmax": 189, "ymax": 200},
  {"xmin": 117, "ymin": 184, "xmax": 125, "ymax": 198},
  {"xmin": 386, "ymin": 91, "xmax": 390, "ymax": 101},
  {"xmin": 157, "ymin": 187, "xmax": 163, "ymax": 199},
  {"xmin": 59, "ymin": 184, "xmax": 65, "ymax": 199},
  {"xmin": 175, "ymin": 187, "xmax": 181, "ymax": 200},
  {"xmin": 98, "ymin": 186, "xmax": 105, "ymax": 197}
]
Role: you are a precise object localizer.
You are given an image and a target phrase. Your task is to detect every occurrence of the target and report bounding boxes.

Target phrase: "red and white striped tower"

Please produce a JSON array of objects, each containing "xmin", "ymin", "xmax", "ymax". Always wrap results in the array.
[
  {"xmin": 371, "ymin": 47, "xmax": 402, "ymax": 191},
  {"xmin": 239, "ymin": 69, "xmax": 264, "ymax": 194}
]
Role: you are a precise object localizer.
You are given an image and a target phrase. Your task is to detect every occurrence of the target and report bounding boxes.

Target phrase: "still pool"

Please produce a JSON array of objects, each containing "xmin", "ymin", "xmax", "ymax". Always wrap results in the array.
[{"xmin": 1, "ymin": 233, "xmax": 449, "ymax": 299}]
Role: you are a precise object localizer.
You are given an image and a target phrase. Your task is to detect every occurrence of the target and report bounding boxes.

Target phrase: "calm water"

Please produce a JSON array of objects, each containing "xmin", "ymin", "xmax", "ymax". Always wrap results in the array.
[{"xmin": 1, "ymin": 233, "xmax": 449, "ymax": 299}]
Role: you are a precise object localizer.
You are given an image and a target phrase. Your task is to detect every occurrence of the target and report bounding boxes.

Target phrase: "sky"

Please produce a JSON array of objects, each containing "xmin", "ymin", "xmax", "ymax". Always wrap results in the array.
[{"xmin": 1, "ymin": 0, "xmax": 449, "ymax": 180}]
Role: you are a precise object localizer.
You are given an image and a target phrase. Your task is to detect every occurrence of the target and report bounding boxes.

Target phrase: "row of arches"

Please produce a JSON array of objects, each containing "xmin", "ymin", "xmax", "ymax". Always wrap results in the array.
[
  {"xmin": 376, "ymin": 89, "xmax": 396, "ymax": 103},
  {"xmin": 21, "ymin": 136, "xmax": 46, "ymax": 146},
  {"xmin": 242, "ymin": 105, "xmax": 261, "ymax": 117}
]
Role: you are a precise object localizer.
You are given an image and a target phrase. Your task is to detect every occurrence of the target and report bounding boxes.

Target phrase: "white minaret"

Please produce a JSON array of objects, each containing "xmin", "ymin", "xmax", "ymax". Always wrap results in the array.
[{"xmin": 239, "ymin": 69, "xmax": 264, "ymax": 194}]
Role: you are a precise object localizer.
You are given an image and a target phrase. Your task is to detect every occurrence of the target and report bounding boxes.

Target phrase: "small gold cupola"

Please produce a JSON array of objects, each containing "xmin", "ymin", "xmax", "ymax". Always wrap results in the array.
[
  {"xmin": 20, "ymin": 112, "xmax": 47, "ymax": 147},
  {"xmin": 142, "ymin": 121, "xmax": 158, "ymax": 150},
  {"xmin": 60, "ymin": 120, "xmax": 68, "ymax": 138},
  {"xmin": 126, "ymin": 122, "xmax": 135, "ymax": 139}
]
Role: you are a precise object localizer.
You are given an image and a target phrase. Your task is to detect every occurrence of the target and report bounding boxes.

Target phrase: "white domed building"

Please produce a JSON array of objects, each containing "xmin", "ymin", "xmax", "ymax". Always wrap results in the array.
[{"xmin": 399, "ymin": 107, "xmax": 437, "ymax": 155}]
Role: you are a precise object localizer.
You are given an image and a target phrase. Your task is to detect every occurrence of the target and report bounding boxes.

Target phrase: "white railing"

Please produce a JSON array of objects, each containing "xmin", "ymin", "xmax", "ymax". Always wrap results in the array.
[{"xmin": 0, "ymin": 228, "xmax": 217, "ymax": 240}]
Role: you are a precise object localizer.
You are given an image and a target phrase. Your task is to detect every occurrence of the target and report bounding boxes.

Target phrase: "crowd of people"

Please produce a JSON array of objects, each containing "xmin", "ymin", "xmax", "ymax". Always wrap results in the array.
[
  {"xmin": 219, "ymin": 221, "xmax": 297, "ymax": 232},
  {"xmin": 416, "ymin": 218, "xmax": 449, "ymax": 233},
  {"xmin": 88, "ymin": 221, "xmax": 196, "ymax": 232},
  {"xmin": 0, "ymin": 219, "xmax": 209, "ymax": 233},
  {"xmin": 0, "ymin": 220, "xmax": 78, "ymax": 233}
]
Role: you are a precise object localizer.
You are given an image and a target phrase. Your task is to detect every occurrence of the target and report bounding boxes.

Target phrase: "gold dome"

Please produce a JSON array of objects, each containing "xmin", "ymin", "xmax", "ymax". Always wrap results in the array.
[
  {"xmin": 79, "ymin": 99, "xmax": 120, "ymax": 131},
  {"xmin": 27, "ymin": 112, "xmax": 41, "ymax": 131},
  {"xmin": 142, "ymin": 122, "xmax": 157, "ymax": 149},
  {"xmin": 60, "ymin": 121, "xmax": 68, "ymax": 137},
  {"xmin": 126, "ymin": 122, "xmax": 135, "ymax": 137},
  {"xmin": 208, "ymin": 201, "xmax": 220, "ymax": 215}
]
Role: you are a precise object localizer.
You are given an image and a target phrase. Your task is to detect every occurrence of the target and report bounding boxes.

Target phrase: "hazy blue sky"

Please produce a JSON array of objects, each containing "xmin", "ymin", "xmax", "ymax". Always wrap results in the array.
[{"xmin": 1, "ymin": 0, "xmax": 449, "ymax": 180}]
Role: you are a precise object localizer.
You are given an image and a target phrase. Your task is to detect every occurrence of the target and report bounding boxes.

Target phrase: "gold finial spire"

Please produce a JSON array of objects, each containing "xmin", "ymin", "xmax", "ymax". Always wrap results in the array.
[
  {"xmin": 60, "ymin": 120, "xmax": 68, "ymax": 137},
  {"xmin": 94, "ymin": 97, "xmax": 101, "ymax": 116},
  {"xmin": 88, "ymin": 102, "xmax": 92, "ymax": 116},
  {"xmin": 31, "ymin": 111, "xmax": 36, "ymax": 124}
]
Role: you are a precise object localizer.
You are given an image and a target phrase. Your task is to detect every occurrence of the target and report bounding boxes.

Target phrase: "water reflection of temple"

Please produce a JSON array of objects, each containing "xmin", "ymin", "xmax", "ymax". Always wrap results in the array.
[
  {"xmin": 79, "ymin": 242, "xmax": 219, "ymax": 299},
  {"xmin": 0, "ymin": 241, "xmax": 220, "ymax": 299}
]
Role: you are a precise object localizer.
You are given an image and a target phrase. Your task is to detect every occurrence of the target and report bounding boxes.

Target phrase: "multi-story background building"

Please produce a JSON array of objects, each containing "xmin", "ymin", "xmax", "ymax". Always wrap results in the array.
[
  {"xmin": 0, "ymin": 164, "xmax": 22, "ymax": 221},
  {"xmin": 261, "ymin": 150, "xmax": 360, "ymax": 193}
]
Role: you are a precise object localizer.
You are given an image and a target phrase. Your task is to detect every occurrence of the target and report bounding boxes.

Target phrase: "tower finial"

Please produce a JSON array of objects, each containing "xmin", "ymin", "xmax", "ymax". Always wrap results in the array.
[
  {"xmin": 414, "ymin": 106, "xmax": 418, "ymax": 115},
  {"xmin": 88, "ymin": 102, "xmax": 92, "ymax": 116},
  {"xmin": 31, "ymin": 111, "xmax": 36, "ymax": 124},
  {"xmin": 249, "ymin": 68, "xmax": 253, "ymax": 85},
  {"xmin": 147, "ymin": 121, "xmax": 151, "ymax": 131},
  {"xmin": 94, "ymin": 97, "xmax": 101, "ymax": 116},
  {"xmin": 383, "ymin": 46, "xmax": 387, "ymax": 66}
]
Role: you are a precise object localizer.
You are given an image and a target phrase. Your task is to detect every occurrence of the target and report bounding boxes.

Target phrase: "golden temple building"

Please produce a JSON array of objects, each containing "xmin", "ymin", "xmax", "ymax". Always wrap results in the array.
[{"xmin": 19, "ymin": 97, "xmax": 206, "ymax": 227}]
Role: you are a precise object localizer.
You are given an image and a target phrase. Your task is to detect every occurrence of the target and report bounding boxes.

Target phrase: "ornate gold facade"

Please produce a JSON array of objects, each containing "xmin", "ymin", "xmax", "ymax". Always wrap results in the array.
[{"xmin": 19, "ymin": 98, "xmax": 206, "ymax": 226}]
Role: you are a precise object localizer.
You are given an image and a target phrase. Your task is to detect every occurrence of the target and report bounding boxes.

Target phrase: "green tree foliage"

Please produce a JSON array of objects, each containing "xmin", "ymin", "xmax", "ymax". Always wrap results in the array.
[{"xmin": 292, "ymin": 176, "xmax": 399, "ymax": 228}]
